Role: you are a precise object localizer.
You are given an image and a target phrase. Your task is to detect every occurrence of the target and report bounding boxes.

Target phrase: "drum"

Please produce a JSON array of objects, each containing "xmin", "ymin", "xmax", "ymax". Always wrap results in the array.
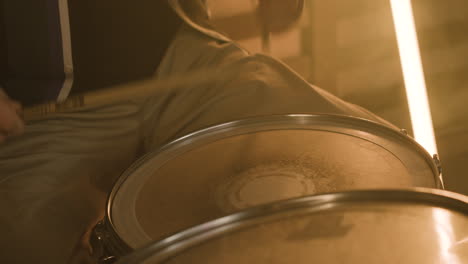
[
  {"xmin": 92, "ymin": 114, "xmax": 443, "ymax": 260},
  {"xmin": 116, "ymin": 188, "xmax": 468, "ymax": 264}
]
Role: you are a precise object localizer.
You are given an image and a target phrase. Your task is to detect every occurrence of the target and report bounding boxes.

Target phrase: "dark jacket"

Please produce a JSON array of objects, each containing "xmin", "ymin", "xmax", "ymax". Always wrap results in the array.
[{"xmin": 1, "ymin": 0, "xmax": 182, "ymax": 106}]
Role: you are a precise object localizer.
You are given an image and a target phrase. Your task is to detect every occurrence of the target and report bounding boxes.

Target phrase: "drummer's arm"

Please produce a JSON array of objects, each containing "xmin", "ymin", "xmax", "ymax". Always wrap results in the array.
[{"xmin": 0, "ymin": 87, "xmax": 24, "ymax": 144}]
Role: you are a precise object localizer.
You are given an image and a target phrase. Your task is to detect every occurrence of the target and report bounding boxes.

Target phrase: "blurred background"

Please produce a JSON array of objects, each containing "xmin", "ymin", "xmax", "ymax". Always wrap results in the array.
[{"xmin": 207, "ymin": 0, "xmax": 468, "ymax": 195}]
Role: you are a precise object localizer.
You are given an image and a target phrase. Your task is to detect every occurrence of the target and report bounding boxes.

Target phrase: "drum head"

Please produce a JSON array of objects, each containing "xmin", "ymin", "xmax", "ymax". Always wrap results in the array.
[
  {"xmin": 108, "ymin": 115, "xmax": 440, "ymax": 249},
  {"xmin": 117, "ymin": 189, "xmax": 468, "ymax": 264}
]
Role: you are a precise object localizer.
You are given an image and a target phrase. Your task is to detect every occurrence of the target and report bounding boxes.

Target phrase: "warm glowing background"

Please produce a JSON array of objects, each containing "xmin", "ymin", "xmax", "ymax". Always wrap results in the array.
[{"xmin": 208, "ymin": 0, "xmax": 468, "ymax": 195}]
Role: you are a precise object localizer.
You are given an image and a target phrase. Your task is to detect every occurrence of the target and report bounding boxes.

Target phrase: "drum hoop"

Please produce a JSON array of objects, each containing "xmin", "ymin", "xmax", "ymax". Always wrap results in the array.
[
  {"xmin": 116, "ymin": 188, "xmax": 468, "ymax": 264},
  {"xmin": 105, "ymin": 114, "xmax": 442, "ymax": 251}
]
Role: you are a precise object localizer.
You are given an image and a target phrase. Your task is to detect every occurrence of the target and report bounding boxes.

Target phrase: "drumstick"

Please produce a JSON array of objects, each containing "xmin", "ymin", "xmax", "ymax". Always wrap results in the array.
[{"xmin": 23, "ymin": 67, "xmax": 239, "ymax": 122}]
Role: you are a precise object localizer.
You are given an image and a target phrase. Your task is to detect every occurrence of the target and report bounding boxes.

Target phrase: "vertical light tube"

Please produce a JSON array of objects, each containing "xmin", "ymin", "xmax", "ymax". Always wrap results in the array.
[{"xmin": 389, "ymin": 0, "xmax": 438, "ymax": 155}]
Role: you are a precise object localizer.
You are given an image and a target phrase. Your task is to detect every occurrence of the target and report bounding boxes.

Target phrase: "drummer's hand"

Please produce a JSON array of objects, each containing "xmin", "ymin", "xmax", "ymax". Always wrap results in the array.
[{"xmin": 0, "ymin": 88, "xmax": 24, "ymax": 144}]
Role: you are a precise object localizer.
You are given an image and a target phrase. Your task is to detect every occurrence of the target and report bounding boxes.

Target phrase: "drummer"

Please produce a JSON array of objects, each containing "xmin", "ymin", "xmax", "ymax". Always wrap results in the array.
[{"xmin": 0, "ymin": 0, "xmax": 395, "ymax": 263}]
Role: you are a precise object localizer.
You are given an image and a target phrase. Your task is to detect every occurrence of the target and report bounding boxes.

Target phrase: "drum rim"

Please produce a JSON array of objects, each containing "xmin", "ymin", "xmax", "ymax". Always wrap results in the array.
[
  {"xmin": 105, "ymin": 114, "xmax": 443, "ymax": 251},
  {"xmin": 116, "ymin": 187, "xmax": 468, "ymax": 264}
]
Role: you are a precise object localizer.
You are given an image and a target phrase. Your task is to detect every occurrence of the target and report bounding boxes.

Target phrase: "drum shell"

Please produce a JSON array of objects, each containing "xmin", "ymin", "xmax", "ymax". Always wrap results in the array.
[
  {"xmin": 117, "ymin": 188, "xmax": 468, "ymax": 264},
  {"xmin": 97, "ymin": 114, "xmax": 443, "ymax": 257}
]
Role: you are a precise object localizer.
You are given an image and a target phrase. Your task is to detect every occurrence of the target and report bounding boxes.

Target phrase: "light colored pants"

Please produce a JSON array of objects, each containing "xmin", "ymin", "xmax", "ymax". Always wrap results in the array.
[
  {"xmin": 0, "ymin": 101, "xmax": 144, "ymax": 263},
  {"xmin": 0, "ymin": 26, "xmax": 393, "ymax": 263}
]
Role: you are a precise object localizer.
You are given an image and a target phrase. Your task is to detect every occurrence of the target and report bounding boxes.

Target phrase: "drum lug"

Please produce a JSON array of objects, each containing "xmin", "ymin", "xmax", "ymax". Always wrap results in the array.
[
  {"xmin": 432, "ymin": 154, "xmax": 445, "ymax": 189},
  {"xmin": 100, "ymin": 256, "xmax": 117, "ymax": 264},
  {"xmin": 91, "ymin": 220, "xmax": 118, "ymax": 263}
]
